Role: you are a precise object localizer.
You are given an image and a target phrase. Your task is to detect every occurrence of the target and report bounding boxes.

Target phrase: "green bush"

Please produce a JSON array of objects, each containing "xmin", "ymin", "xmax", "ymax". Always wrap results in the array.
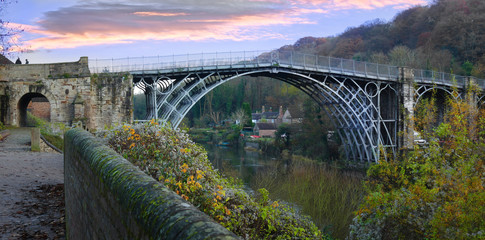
[
  {"xmin": 26, "ymin": 112, "xmax": 66, "ymax": 150},
  {"xmin": 349, "ymin": 90, "xmax": 485, "ymax": 239},
  {"xmin": 97, "ymin": 120, "xmax": 329, "ymax": 239}
]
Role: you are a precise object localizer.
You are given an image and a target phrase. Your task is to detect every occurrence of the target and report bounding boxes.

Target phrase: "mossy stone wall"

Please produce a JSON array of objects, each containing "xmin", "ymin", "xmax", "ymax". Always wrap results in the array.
[{"xmin": 64, "ymin": 128, "xmax": 239, "ymax": 239}]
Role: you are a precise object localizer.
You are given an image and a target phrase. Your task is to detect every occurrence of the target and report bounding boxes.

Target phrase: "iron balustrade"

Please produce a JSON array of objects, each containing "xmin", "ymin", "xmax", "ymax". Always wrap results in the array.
[{"xmin": 89, "ymin": 50, "xmax": 483, "ymax": 87}]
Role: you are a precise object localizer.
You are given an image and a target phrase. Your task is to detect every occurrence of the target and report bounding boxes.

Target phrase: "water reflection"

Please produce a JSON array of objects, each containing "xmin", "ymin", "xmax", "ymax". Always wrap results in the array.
[{"xmin": 203, "ymin": 144, "xmax": 276, "ymax": 185}]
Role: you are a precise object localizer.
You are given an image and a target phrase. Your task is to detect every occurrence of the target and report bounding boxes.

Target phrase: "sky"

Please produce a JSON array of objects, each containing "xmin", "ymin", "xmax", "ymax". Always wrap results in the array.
[{"xmin": 3, "ymin": 0, "xmax": 432, "ymax": 64}]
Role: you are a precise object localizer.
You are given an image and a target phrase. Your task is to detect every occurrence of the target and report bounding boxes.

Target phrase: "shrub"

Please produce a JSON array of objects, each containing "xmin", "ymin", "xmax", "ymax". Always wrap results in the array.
[
  {"xmin": 97, "ymin": 120, "xmax": 329, "ymax": 239},
  {"xmin": 26, "ymin": 112, "xmax": 66, "ymax": 150},
  {"xmin": 349, "ymin": 88, "xmax": 485, "ymax": 239}
]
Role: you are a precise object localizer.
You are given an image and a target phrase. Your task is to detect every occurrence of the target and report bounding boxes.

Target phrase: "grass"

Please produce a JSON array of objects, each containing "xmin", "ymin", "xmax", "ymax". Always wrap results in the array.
[
  {"xmin": 26, "ymin": 112, "xmax": 66, "ymax": 151},
  {"xmin": 42, "ymin": 133, "xmax": 64, "ymax": 151},
  {"xmin": 251, "ymin": 157, "xmax": 366, "ymax": 239}
]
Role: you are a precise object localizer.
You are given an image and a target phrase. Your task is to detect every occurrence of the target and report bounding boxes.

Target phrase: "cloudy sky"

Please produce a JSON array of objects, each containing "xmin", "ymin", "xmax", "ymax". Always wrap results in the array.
[{"xmin": 4, "ymin": 0, "xmax": 431, "ymax": 63}]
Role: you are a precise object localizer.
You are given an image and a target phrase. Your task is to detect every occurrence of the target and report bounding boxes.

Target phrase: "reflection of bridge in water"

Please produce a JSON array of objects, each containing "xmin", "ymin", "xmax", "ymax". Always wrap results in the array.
[{"xmin": 90, "ymin": 51, "xmax": 485, "ymax": 163}]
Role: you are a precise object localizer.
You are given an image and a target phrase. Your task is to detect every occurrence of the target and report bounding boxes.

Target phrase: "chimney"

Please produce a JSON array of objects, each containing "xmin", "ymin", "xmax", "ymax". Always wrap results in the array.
[
  {"xmin": 262, "ymin": 105, "xmax": 265, "ymax": 113},
  {"xmin": 279, "ymin": 106, "xmax": 283, "ymax": 117}
]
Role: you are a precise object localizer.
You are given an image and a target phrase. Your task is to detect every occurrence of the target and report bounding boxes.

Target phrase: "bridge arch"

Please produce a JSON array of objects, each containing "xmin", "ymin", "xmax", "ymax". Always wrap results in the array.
[
  {"xmin": 15, "ymin": 87, "xmax": 57, "ymax": 127},
  {"xmin": 415, "ymin": 84, "xmax": 460, "ymax": 107},
  {"xmin": 134, "ymin": 67, "xmax": 398, "ymax": 163}
]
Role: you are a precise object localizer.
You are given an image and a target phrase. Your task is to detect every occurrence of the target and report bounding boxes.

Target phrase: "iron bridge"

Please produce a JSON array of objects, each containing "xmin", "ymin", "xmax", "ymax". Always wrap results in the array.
[{"xmin": 90, "ymin": 51, "xmax": 485, "ymax": 163}]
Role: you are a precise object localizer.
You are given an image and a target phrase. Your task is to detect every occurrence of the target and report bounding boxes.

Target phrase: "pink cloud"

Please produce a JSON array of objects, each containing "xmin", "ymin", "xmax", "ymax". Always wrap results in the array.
[
  {"xmin": 14, "ymin": 0, "xmax": 430, "ymax": 51},
  {"xmin": 291, "ymin": 0, "xmax": 428, "ymax": 10},
  {"xmin": 133, "ymin": 12, "xmax": 189, "ymax": 17}
]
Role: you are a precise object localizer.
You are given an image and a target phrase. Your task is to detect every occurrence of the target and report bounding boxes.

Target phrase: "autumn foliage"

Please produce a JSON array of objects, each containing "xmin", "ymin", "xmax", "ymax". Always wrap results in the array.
[
  {"xmin": 97, "ymin": 120, "xmax": 327, "ymax": 239},
  {"xmin": 349, "ymin": 86, "xmax": 485, "ymax": 239}
]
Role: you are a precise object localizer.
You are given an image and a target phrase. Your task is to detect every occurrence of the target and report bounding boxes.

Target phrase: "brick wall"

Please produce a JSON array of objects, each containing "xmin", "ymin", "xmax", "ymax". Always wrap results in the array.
[
  {"xmin": 27, "ymin": 101, "xmax": 50, "ymax": 121},
  {"xmin": 64, "ymin": 128, "xmax": 238, "ymax": 240}
]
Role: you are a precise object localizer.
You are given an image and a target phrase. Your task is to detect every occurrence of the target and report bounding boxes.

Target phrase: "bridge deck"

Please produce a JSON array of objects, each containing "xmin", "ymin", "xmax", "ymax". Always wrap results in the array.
[{"xmin": 90, "ymin": 50, "xmax": 482, "ymax": 88}]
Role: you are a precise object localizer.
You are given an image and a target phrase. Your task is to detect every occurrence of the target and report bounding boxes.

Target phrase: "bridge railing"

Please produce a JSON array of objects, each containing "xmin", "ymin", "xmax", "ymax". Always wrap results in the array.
[
  {"xmin": 89, "ymin": 51, "xmax": 270, "ymax": 73},
  {"xmin": 89, "ymin": 51, "xmax": 482, "ymax": 88},
  {"xmin": 413, "ymin": 69, "xmax": 468, "ymax": 87}
]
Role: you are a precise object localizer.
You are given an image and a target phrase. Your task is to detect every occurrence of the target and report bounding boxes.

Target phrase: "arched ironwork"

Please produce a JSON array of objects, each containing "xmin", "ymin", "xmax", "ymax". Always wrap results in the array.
[
  {"xmin": 90, "ymin": 51, "xmax": 484, "ymax": 163},
  {"xmin": 133, "ymin": 66, "xmax": 399, "ymax": 163}
]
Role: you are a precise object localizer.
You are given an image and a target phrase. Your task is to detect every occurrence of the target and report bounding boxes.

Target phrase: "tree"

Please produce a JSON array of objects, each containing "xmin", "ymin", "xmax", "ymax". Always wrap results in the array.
[
  {"xmin": 349, "ymin": 86, "xmax": 485, "ymax": 239},
  {"xmin": 388, "ymin": 45, "xmax": 416, "ymax": 67},
  {"xmin": 0, "ymin": 0, "xmax": 22, "ymax": 56},
  {"xmin": 241, "ymin": 102, "xmax": 252, "ymax": 127},
  {"xmin": 230, "ymin": 109, "xmax": 247, "ymax": 127}
]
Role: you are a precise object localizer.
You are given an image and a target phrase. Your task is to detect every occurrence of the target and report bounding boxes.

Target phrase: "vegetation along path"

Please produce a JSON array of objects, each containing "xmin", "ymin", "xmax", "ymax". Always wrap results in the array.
[{"xmin": 0, "ymin": 128, "xmax": 65, "ymax": 239}]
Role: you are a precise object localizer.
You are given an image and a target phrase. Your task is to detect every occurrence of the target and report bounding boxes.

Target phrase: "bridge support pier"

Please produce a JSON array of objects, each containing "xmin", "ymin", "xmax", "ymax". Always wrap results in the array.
[
  {"xmin": 145, "ymin": 83, "xmax": 158, "ymax": 120},
  {"xmin": 399, "ymin": 67, "xmax": 415, "ymax": 153},
  {"xmin": 466, "ymin": 77, "xmax": 479, "ymax": 139}
]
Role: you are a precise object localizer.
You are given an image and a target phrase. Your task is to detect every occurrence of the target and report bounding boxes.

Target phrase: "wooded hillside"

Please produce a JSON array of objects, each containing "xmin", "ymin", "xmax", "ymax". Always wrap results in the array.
[
  {"xmin": 277, "ymin": 0, "xmax": 485, "ymax": 77},
  {"xmin": 135, "ymin": 0, "xmax": 485, "ymax": 143}
]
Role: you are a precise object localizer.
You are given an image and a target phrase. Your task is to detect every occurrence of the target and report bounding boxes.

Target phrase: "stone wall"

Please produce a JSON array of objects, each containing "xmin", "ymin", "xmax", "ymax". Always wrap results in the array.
[
  {"xmin": 64, "ymin": 128, "xmax": 238, "ymax": 240},
  {"xmin": 0, "ymin": 58, "xmax": 133, "ymax": 129}
]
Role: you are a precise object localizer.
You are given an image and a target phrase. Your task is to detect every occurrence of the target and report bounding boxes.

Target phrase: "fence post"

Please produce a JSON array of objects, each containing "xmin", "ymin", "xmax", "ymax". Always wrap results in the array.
[
  {"xmin": 340, "ymin": 58, "xmax": 343, "ymax": 74},
  {"xmin": 290, "ymin": 52, "xmax": 293, "ymax": 66}
]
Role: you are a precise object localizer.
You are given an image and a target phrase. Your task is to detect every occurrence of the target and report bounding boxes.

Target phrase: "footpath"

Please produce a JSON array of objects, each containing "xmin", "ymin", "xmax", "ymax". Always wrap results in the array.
[{"xmin": 0, "ymin": 128, "xmax": 65, "ymax": 239}]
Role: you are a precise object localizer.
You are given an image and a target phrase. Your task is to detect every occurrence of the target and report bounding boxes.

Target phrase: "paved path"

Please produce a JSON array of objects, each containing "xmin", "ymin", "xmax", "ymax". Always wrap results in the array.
[{"xmin": 0, "ymin": 128, "xmax": 64, "ymax": 239}]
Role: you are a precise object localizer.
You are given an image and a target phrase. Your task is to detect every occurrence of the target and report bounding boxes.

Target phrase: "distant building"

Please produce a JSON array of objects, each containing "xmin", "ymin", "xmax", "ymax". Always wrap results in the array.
[
  {"xmin": 252, "ymin": 105, "xmax": 284, "ymax": 124},
  {"xmin": 253, "ymin": 122, "xmax": 277, "ymax": 137}
]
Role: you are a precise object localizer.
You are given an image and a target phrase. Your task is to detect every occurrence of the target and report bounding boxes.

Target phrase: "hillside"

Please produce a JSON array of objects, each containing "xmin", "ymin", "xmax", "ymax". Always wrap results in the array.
[{"xmin": 276, "ymin": 0, "xmax": 485, "ymax": 77}]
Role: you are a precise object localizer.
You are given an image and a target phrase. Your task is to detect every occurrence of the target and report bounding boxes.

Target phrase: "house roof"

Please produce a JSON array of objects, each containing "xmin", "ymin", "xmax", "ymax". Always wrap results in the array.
[
  {"xmin": 255, "ymin": 122, "xmax": 277, "ymax": 130},
  {"xmin": 0, "ymin": 54, "xmax": 13, "ymax": 64},
  {"xmin": 262, "ymin": 112, "xmax": 279, "ymax": 119}
]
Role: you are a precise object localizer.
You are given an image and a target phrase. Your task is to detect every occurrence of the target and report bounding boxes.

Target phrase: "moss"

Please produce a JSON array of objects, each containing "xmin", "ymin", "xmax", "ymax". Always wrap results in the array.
[{"xmin": 64, "ymin": 128, "xmax": 238, "ymax": 239}]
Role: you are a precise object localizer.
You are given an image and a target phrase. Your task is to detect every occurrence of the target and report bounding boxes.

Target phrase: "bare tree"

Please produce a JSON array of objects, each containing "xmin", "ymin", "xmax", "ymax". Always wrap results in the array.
[
  {"xmin": 0, "ymin": 0, "xmax": 22, "ymax": 56},
  {"xmin": 389, "ymin": 45, "xmax": 417, "ymax": 67},
  {"xmin": 230, "ymin": 109, "xmax": 247, "ymax": 126}
]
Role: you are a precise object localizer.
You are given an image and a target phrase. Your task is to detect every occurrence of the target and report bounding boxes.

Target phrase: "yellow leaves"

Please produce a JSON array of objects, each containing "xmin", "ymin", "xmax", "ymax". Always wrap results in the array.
[
  {"xmin": 224, "ymin": 206, "xmax": 231, "ymax": 216},
  {"xmin": 129, "ymin": 143, "xmax": 135, "ymax": 149},
  {"xmin": 180, "ymin": 163, "xmax": 188, "ymax": 173},
  {"xmin": 149, "ymin": 119, "xmax": 159, "ymax": 126},
  {"xmin": 196, "ymin": 169, "xmax": 204, "ymax": 180}
]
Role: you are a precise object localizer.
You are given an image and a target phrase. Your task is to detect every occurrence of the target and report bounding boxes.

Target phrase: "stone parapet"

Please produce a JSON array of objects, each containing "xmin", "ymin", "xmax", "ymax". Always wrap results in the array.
[
  {"xmin": 64, "ymin": 128, "xmax": 239, "ymax": 240},
  {"xmin": 0, "ymin": 57, "xmax": 90, "ymax": 81}
]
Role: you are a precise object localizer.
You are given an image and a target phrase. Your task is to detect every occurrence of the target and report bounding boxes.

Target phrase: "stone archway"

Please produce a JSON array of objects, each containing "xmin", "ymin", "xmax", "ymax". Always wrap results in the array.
[{"xmin": 17, "ymin": 92, "xmax": 52, "ymax": 127}]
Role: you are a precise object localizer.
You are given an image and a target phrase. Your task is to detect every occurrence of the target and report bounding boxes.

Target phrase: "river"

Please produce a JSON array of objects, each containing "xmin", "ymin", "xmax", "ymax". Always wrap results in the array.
[
  {"xmin": 203, "ymin": 143, "xmax": 284, "ymax": 187},
  {"xmin": 202, "ymin": 143, "xmax": 365, "ymax": 239}
]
